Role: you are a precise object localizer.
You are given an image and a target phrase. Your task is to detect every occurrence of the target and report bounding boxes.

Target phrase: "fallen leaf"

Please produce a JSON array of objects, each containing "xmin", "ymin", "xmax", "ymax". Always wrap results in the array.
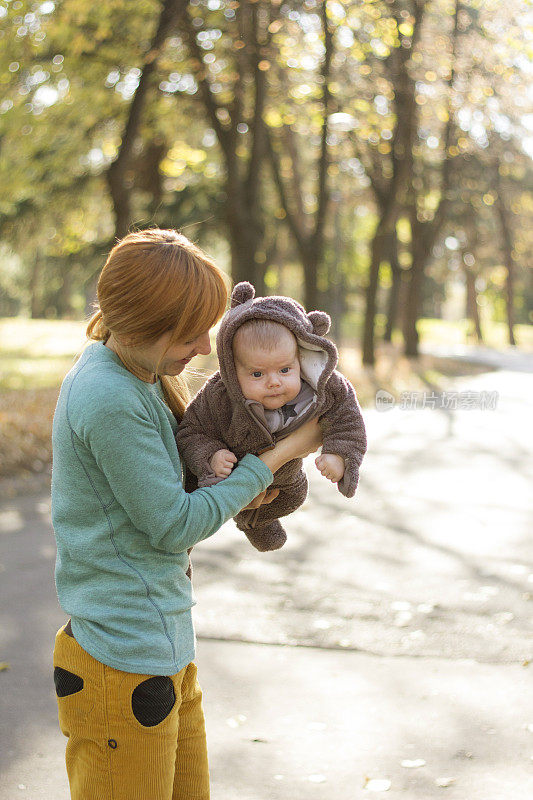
[
  {"xmin": 436, "ymin": 777, "xmax": 456, "ymax": 788},
  {"xmin": 226, "ymin": 714, "xmax": 247, "ymax": 728},
  {"xmin": 401, "ymin": 759, "xmax": 426, "ymax": 768},
  {"xmin": 313, "ymin": 618, "xmax": 331, "ymax": 630},
  {"xmin": 364, "ymin": 777, "xmax": 391, "ymax": 792},
  {"xmin": 308, "ymin": 774, "xmax": 326, "ymax": 783},
  {"xmin": 0, "ymin": 662, "xmax": 10, "ymax": 672},
  {"xmin": 454, "ymin": 750, "xmax": 473, "ymax": 759},
  {"xmin": 394, "ymin": 611, "xmax": 413, "ymax": 627}
]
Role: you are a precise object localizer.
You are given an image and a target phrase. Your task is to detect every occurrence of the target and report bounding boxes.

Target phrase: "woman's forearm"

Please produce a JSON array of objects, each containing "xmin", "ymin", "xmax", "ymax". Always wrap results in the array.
[
  {"xmin": 257, "ymin": 417, "xmax": 323, "ymax": 474},
  {"xmin": 257, "ymin": 447, "xmax": 286, "ymax": 474}
]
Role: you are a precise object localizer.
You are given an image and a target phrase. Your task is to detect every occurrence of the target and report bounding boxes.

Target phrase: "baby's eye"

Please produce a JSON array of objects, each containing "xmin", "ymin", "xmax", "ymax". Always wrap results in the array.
[
  {"xmin": 252, "ymin": 371, "xmax": 262, "ymax": 378},
  {"xmin": 280, "ymin": 367, "xmax": 290, "ymax": 374}
]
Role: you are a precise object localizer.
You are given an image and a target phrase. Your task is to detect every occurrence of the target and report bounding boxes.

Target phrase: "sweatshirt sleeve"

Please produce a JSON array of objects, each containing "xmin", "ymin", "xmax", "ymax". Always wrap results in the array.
[
  {"xmin": 176, "ymin": 389, "xmax": 230, "ymax": 482},
  {"xmin": 319, "ymin": 371, "xmax": 367, "ymax": 498},
  {"xmin": 74, "ymin": 394, "xmax": 273, "ymax": 554}
]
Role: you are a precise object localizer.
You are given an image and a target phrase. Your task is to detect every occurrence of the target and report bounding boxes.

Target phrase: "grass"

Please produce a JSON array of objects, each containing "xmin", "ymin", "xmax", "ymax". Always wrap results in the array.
[
  {"xmin": 0, "ymin": 315, "xmax": 529, "ymax": 480},
  {"xmin": 0, "ymin": 318, "xmax": 88, "ymax": 390},
  {"xmin": 416, "ymin": 318, "xmax": 533, "ymax": 349}
]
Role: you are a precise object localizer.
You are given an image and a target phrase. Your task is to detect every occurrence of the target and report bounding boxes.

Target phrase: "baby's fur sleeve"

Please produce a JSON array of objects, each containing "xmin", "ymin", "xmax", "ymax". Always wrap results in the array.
[
  {"xmin": 319, "ymin": 371, "xmax": 367, "ymax": 498},
  {"xmin": 176, "ymin": 374, "xmax": 232, "ymax": 487}
]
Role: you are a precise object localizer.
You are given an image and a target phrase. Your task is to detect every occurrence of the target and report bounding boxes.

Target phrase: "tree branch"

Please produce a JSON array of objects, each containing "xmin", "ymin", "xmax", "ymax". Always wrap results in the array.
[
  {"xmin": 312, "ymin": 0, "xmax": 334, "ymax": 251},
  {"xmin": 432, "ymin": 0, "xmax": 460, "ymax": 235},
  {"xmin": 109, "ymin": 0, "xmax": 186, "ymax": 183},
  {"xmin": 266, "ymin": 128, "xmax": 307, "ymax": 253},
  {"xmin": 107, "ymin": 0, "xmax": 188, "ymax": 236},
  {"xmin": 179, "ymin": 5, "xmax": 233, "ymax": 160}
]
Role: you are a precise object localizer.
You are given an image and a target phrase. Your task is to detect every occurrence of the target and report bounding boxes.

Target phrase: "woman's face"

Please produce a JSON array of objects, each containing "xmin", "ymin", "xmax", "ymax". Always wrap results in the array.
[{"xmin": 129, "ymin": 329, "xmax": 212, "ymax": 377}]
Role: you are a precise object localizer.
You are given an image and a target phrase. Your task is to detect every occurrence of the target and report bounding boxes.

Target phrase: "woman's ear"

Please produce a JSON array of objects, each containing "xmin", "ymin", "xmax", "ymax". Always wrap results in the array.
[
  {"xmin": 307, "ymin": 310, "xmax": 331, "ymax": 336},
  {"xmin": 231, "ymin": 281, "xmax": 256, "ymax": 308}
]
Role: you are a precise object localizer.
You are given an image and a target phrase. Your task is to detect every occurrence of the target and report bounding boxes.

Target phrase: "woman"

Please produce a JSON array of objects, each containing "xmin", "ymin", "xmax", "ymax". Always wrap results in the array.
[{"xmin": 51, "ymin": 229, "xmax": 322, "ymax": 800}]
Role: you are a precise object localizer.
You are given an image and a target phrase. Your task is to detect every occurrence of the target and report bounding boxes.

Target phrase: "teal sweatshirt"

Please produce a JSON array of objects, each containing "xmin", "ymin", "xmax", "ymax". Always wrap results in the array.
[{"xmin": 51, "ymin": 341, "xmax": 273, "ymax": 675}]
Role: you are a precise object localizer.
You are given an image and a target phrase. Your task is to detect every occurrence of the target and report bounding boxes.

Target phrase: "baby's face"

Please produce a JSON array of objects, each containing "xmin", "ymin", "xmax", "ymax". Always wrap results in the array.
[{"xmin": 234, "ymin": 334, "xmax": 301, "ymax": 410}]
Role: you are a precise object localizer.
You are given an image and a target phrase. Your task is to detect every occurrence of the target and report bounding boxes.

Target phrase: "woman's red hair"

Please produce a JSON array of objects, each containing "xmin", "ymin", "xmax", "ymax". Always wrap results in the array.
[{"xmin": 86, "ymin": 229, "xmax": 228, "ymax": 419}]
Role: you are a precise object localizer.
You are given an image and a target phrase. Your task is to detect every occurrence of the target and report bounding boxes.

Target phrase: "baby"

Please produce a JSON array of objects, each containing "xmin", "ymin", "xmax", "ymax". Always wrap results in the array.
[
  {"xmin": 176, "ymin": 281, "xmax": 367, "ymax": 552},
  {"xmin": 211, "ymin": 320, "xmax": 346, "ymax": 487}
]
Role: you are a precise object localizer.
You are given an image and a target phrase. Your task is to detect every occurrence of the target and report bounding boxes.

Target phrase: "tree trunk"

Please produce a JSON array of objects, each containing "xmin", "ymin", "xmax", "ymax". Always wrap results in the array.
[
  {"xmin": 264, "ymin": 0, "xmax": 332, "ymax": 310},
  {"xmin": 402, "ymin": 215, "xmax": 426, "ymax": 356},
  {"xmin": 226, "ymin": 193, "xmax": 266, "ymax": 292},
  {"xmin": 180, "ymin": 2, "xmax": 271, "ymax": 292},
  {"xmin": 384, "ymin": 229, "xmax": 401, "ymax": 342},
  {"xmin": 228, "ymin": 227, "xmax": 266, "ymax": 293},
  {"xmin": 464, "ymin": 267, "xmax": 483, "ymax": 342},
  {"xmin": 54, "ymin": 268, "xmax": 73, "ymax": 319},
  {"xmin": 107, "ymin": 166, "xmax": 133, "ymax": 240},
  {"xmin": 494, "ymin": 173, "xmax": 516, "ymax": 346},
  {"xmin": 327, "ymin": 197, "xmax": 345, "ymax": 343},
  {"xmin": 400, "ymin": 0, "xmax": 460, "ymax": 358},
  {"xmin": 363, "ymin": 223, "xmax": 390, "ymax": 365},
  {"xmin": 302, "ymin": 249, "xmax": 320, "ymax": 311},
  {"xmin": 106, "ymin": 0, "xmax": 186, "ymax": 240},
  {"xmin": 29, "ymin": 256, "xmax": 42, "ymax": 319},
  {"xmin": 360, "ymin": 0, "xmax": 423, "ymax": 365}
]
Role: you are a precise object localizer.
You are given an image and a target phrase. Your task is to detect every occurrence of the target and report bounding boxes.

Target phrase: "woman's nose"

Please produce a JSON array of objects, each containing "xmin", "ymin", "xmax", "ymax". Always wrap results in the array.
[{"xmin": 196, "ymin": 331, "xmax": 211, "ymax": 355}]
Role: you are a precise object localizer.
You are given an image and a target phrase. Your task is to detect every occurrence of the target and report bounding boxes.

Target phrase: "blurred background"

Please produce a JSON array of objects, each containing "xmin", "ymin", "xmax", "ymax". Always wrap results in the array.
[
  {"xmin": 0, "ymin": 0, "xmax": 531, "ymax": 472},
  {"xmin": 1, "ymin": 4, "xmax": 533, "ymax": 797}
]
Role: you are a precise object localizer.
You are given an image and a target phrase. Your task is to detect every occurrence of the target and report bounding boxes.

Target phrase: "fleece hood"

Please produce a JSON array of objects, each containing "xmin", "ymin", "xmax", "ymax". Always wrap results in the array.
[{"xmin": 216, "ymin": 281, "xmax": 339, "ymax": 407}]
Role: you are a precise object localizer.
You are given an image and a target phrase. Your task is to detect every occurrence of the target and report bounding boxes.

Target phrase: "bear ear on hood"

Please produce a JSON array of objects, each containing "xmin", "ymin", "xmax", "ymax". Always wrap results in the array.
[
  {"xmin": 230, "ymin": 281, "xmax": 255, "ymax": 308},
  {"xmin": 307, "ymin": 310, "xmax": 331, "ymax": 336}
]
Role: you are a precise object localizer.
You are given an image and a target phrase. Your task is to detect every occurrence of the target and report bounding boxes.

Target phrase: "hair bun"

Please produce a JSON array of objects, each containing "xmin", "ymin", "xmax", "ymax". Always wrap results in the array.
[
  {"xmin": 307, "ymin": 310, "xmax": 331, "ymax": 336},
  {"xmin": 230, "ymin": 281, "xmax": 255, "ymax": 308}
]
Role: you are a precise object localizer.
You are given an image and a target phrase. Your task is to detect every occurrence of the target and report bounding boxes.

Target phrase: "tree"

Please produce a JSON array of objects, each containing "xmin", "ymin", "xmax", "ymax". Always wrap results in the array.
[
  {"xmin": 106, "ymin": 0, "xmax": 189, "ymax": 240},
  {"xmin": 357, "ymin": 0, "xmax": 427, "ymax": 363},
  {"xmin": 174, "ymin": 0, "xmax": 280, "ymax": 290},
  {"xmin": 266, "ymin": 0, "xmax": 334, "ymax": 311}
]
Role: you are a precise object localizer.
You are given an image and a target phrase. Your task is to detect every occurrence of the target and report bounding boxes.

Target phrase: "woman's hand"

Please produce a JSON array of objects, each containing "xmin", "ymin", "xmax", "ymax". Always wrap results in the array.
[
  {"xmin": 242, "ymin": 487, "xmax": 280, "ymax": 510},
  {"xmin": 258, "ymin": 417, "xmax": 323, "ymax": 475}
]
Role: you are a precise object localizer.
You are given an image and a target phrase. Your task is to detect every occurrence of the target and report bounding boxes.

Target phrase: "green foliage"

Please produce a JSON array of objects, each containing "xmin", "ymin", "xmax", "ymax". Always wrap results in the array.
[{"xmin": 0, "ymin": 0, "xmax": 530, "ymax": 340}]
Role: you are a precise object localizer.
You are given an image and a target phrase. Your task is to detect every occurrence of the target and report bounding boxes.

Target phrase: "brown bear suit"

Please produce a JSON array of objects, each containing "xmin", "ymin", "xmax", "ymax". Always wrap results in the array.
[{"xmin": 176, "ymin": 282, "xmax": 367, "ymax": 551}]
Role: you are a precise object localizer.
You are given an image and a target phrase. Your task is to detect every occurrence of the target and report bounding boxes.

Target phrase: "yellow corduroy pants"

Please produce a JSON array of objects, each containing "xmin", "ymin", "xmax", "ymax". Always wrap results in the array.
[{"xmin": 53, "ymin": 625, "xmax": 210, "ymax": 800}]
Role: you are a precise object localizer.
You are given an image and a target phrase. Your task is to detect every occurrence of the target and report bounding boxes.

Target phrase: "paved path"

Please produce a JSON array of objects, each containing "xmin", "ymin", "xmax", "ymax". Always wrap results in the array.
[
  {"xmin": 420, "ymin": 343, "xmax": 533, "ymax": 373},
  {"xmin": 1, "ymin": 356, "xmax": 532, "ymax": 798}
]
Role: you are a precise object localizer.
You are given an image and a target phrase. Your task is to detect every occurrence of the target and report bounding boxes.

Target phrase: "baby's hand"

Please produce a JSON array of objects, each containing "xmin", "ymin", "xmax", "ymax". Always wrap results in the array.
[
  {"xmin": 315, "ymin": 453, "xmax": 345, "ymax": 483},
  {"xmin": 209, "ymin": 448, "xmax": 237, "ymax": 478}
]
